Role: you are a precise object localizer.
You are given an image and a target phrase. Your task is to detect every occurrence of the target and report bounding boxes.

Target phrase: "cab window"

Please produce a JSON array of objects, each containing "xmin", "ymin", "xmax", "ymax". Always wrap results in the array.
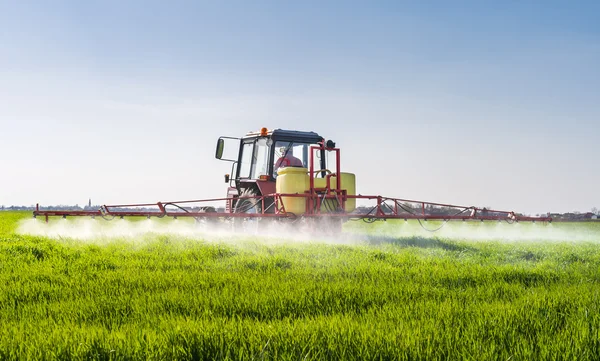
[
  {"xmin": 250, "ymin": 138, "xmax": 271, "ymax": 179},
  {"xmin": 238, "ymin": 141, "xmax": 254, "ymax": 178},
  {"xmin": 238, "ymin": 138, "xmax": 272, "ymax": 179}
]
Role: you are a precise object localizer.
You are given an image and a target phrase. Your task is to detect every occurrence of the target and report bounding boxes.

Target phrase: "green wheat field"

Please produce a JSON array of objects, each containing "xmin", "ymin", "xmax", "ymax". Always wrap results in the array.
[{"xmin": 1, "ymin": 211, "xmax": 599, "ymax": 360}]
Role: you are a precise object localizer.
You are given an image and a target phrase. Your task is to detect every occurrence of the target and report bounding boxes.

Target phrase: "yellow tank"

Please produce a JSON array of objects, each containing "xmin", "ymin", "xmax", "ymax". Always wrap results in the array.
[
  {"xmin": 276, "ymin": 167, "xmax": 309, "ymax": 214},
  {"xmin": 313, "ymin": 172, "xmax": 356, "ymax": 212}
]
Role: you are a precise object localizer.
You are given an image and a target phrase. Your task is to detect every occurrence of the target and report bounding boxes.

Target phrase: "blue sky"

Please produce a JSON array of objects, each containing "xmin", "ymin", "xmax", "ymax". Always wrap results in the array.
[{"xmin": 1, "ymin": 0, "xmax": 598, "ymax": 215}]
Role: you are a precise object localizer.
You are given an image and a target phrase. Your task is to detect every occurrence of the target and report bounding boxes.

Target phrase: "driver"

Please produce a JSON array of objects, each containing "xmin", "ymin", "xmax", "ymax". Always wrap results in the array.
[{"xmin": 274, "ymin": 146, "xmax": 303, "ymax": 172}]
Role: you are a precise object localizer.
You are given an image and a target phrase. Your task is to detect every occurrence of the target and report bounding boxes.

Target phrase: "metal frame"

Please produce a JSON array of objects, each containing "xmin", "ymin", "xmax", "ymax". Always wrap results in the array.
[{"xmin": 33, "ymin": 194, "xmax": 551, "ymax": 223}]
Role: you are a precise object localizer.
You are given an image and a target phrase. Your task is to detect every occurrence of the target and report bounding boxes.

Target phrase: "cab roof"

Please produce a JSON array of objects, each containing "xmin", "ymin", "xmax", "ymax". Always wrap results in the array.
[{"xmin": 244, "ymin": 128, "xmax": 324, "ymax": 144}]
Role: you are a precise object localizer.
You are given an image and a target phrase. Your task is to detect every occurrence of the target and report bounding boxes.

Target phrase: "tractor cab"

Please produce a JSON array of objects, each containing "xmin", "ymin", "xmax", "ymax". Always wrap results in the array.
[{"xmin": 215, "ymin": 128, "xmax": 329, "ymax": 212}]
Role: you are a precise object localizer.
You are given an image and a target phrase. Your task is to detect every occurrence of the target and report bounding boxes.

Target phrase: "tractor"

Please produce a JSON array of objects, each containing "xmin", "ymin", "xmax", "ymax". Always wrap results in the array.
[{"xmin": 215, "ymin": 127, "xmax": 352, "ymax": 231}]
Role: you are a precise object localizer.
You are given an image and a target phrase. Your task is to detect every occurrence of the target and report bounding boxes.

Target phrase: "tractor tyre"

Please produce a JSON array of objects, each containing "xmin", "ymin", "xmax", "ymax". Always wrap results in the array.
[
  {"xmin": 233, "ymin": 188, "xmax": 262, "ymax": 233},
  {"xmin": 202, "ymin": 206, "xmax": 219, "ymax": 226},
  {"xmin": 192, "ymin": 206, "xmax": 218, "ymax": 230}
]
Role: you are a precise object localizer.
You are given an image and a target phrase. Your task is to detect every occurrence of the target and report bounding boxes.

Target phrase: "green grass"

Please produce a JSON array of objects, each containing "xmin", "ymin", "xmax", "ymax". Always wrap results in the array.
[{"xmin": 1, "ymin": 211, "xmax": 600, "ymax": 360}]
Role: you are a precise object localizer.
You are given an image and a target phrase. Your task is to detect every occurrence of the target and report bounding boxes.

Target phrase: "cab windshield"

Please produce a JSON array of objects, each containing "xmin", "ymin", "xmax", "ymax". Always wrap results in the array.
[
  {"xmin": 274, "ymin": 141, "xmax": 307, "ymax": 167},
  {"xmin": 273, "ymin": 141, "xmax": 324, "ymax": 178},
  {"xmin": 238, "ymin": 138, "xmax": 325, "ymax": 179}
]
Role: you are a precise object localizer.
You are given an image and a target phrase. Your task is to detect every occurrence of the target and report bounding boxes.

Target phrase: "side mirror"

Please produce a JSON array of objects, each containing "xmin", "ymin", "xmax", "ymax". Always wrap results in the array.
[{"xmin": 215, "ymin": 139, "xmax": 224, "ymax": 159}]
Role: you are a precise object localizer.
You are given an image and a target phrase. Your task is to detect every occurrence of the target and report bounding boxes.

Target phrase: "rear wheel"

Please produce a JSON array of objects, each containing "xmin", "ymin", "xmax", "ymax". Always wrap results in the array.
[{"xmin": 195, "ymin": 206, "xmax": 218, "ymax": 229}]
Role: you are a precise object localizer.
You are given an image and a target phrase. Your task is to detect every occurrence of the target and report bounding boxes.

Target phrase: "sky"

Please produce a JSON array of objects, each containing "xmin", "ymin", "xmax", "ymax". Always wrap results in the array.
[{"xmin": 0, "ymin": 0, "xmax": 598, "ymax": 215}]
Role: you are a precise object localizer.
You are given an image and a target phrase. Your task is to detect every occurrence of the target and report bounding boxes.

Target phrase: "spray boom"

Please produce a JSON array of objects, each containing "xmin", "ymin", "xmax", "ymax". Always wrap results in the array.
[{"xmin": 32, "ymin": 128, "xmax": 553, "ymax": 231}]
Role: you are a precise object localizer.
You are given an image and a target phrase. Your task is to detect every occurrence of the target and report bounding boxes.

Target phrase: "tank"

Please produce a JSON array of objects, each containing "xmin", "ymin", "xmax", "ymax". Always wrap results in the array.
[
  {"xmin": 313, "ymin": 172, "xmax": 356, "ymax": 212},
  {"xmin": 276, "ymin": 167, "xmax": 309, "ymax": 214}
]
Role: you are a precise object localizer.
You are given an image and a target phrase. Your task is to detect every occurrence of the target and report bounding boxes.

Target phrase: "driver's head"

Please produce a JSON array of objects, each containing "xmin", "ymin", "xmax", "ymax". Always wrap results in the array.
[{"xmin": 280, "ymin": 146, "xmax": 292, "ymax": 156}]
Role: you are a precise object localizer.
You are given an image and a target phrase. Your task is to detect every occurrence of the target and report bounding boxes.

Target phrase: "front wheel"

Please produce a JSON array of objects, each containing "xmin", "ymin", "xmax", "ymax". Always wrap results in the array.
[{"xmin": 232, "ymin": 188, "xmax": 262, "ymax": 233}]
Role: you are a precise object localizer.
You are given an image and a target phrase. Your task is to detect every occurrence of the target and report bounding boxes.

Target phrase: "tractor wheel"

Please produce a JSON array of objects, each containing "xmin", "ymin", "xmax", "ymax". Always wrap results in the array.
[
  {"xmin": 189, "ymin": 206, "xmax": 216, "ymax": 232},
  {"xmin": 233, "ymin": 188, "xmax": 262, "ymax": 233},
  {"xmin": 196, "ymin": 206, "xmax": 218, "ymax": 228}
]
